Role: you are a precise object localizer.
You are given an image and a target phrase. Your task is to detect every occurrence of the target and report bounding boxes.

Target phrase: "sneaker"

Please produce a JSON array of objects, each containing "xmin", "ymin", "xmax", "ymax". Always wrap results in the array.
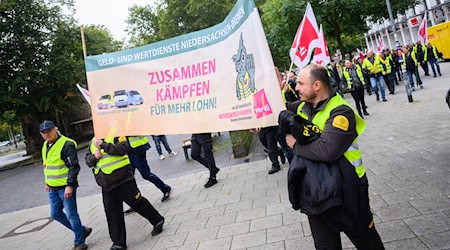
[
  {"xmin": 169, "ymin": 151, "xmax": 178, "ymax": 156},
  {"xmin": 159, "ymin": 155, "xmax": 165, "ymax": 160},
  {"xmin": 268, "ymin": 166, "xmax": 280, "ymax": 175},
  {"xmin": 376, "ymin": 95, "xmax": 380, "ymax": 101},
  {"xmin": 204, "ymin": 178, "xmax": 218, "ymax": 188},
  {"xmin": 411, "ymin": 87, "xmax": 415, "ymax": 91},
  {"xmin": 420, "ymin": 85, "xmax": 424, "ymax": 89},
  {"xmin": 161, "ymin": 187, "xmax": 171, "ymax": 202},
  {"xmin": 124, "ymin": 208, "xmax": 135, "ymax": 214},
  {"xmin": 211, "ymin": 167, "xmax": 220, "ymax": 178},
  {"xmin": 382, "ymin": 99, "xmax": 387, "ymax": 102},
  {"xmin": 84, "ymin": 226, "xmax": 92, "ymax": 240},
  {"xmin": 110, "ymin": 244, "xmax": 127, "ymax": 250},
  {"xmin": 72, "ymin": 243, "xmax": 88, "ymax": 250},
  {"xmin": 151, "ymin": 217, "xmax": 165, "ymax": 236},
  {"xmin": 363, "ymin": 111, "xmax": 370, "ymax": 116}
]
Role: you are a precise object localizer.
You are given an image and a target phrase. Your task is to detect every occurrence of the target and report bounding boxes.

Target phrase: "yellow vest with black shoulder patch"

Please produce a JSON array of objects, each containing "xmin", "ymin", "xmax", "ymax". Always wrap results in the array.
[
  {"xmin": 42, "ymin": 135, "xmax": 78, "ymax": 187},
  {"xmin": 342, "ymin": 65, "xmax": 366, "ymax": 88},
  {"xmin": 128, "ymin": 136, "xmax": 149, "ymax": 148},
  {"xmin": 90, "ymin": 137, "xmax": 130, "ymax": 175},
  {"xmin": 296, "ymin": 94, "xmax": 366, "ymax": 178}
]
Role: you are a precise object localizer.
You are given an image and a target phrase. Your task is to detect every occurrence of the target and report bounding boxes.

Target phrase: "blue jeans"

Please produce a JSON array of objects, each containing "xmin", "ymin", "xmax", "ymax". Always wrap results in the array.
[
  {"xmin": 406, "ymin": 67, "xmax": 423, "ymax": 88},
  {"xmin": 129, "ymin": 153, "xmax": 170, "ymax": 193},
  {"xmin": 49, "ymin": 188, "xmax": 85, "ymax": 244},
  {"xmin": 428, "ymin": 58, "xmax": 441, "ymax": 76},
  {"xmin": 152, "ymin": 135, "xmax": 172, "ymax": 155},
  {"xmin": 369, "ymin": 75, "xmax": 386, "ymax": 100}
]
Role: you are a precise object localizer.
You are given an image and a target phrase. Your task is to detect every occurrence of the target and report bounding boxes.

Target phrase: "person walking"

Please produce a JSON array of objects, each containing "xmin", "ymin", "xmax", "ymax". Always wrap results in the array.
[
  {"xmin": 127, "ymin": 136, "xmax": 171, "ymax": 203},
  {"xmin": 191, "ymin": 133, "xmax": 220, "ymax": 188},
  {"xmin": 403, "ymin": 47, "xmax": 423, "ymax": 91},
  {"xmin": 286, "ymin": 64, "xmax": 384, "ymax": 250},
  {"xmin": 39, "ymin": 120, "xmax": 92, "ymax": 250},
  {"xmin": 342, "ymin": 59, "xmax": 370, "ymax": 118},
  {"xmin": 427, "ymin": 42, "xmax": 442, "ymax": 77},
  {"xmin": 380, "ymin": 51, "xmax": 395, "ymax": 95},
  {"xmin": 362, "ymin": 50, "xmax": 387, "ymax": 102},
  {"xmin": 151, "ymin": 135, "xmax": 178, "ymax": 160},
  {"xmin": 85, "ymin": 136, "xmax": 165, "ymax": 250}
]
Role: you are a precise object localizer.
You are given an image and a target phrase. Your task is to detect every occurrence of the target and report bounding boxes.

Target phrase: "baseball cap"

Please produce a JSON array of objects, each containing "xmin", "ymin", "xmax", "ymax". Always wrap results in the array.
[{"xmin": 39, "ymin": 120, "xmax": 56, "ymax": 132}]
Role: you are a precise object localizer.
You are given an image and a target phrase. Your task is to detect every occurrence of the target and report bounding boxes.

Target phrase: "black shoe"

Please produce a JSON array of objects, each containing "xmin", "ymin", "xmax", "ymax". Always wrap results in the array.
[
  {"xmin": 439, "ymin": 73, "xmax": 442, "ymax": 76},
  {"xmin": 161, "ymin": 187, "xmax": 171, "ymax": 202},
  {"xmin": 84, "ymin": 226, "xmax": 92, "ymax": 240},
  {"xmin": 151, "ymin": 217, "xmax": 165, "ymax": 236},
  {"xmin": 376, "ymin": 95, "xmax": 380, "ymax": 101},
  {"xmin": 358, "ymin": 112, "xmax": 363, "ymax": 118},
  {"xmin": 425, "ymin": 74, "xmax": 430, "ymax": 76},
  {"xmin": 110, "ymin": 244, "xmax": 127, "ymax": 250},
  {"xmin": 279, "ymin": 150, "xmax": 286, "ymax": 164},
  {"xmin": 434, "ymin": 75, "xmax": 437, "ymax": 77},
  {"xmin": 382, "ymin": 99, "xmax": 387, "ymax": 102},
  {"xmin": 204, "ymin": 178, "xmax": 218, "ymax": 188},
  {"xmin": 124, "ymin": 208, "xmax": 135, "ymax": 214},
  {"xmin": 363, "ymin": 111, "xmax": 370, "ymax": 116},
  {"xmin": 364, "ymin": 106, "xmax": 368, "ymax": 109},
  {"xmin": 268, "ymin": 166, "xmax": 280, "ymax": 175},
  {"xmin": 420, "ymin": 85, "xmax": 424, "ymax": 89},
  {"xmin": 72, "ymin": 243, "xmax": 88, "ymax": 250},
  {"xmin": 211, "ymin": 167, "xmax": 220, "ymax": 178}
]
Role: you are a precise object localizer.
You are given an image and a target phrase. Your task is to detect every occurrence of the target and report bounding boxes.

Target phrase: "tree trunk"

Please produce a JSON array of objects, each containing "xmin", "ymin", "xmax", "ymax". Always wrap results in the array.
[{"xmin": 20, "ymin": 115, "xmax": 43, "ymax": 159}]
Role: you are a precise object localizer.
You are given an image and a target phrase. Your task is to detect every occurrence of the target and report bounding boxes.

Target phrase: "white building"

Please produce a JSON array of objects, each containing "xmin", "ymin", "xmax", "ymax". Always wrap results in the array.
[{"xmin": 365, "ymin": 0, "xmax": 450, "ymax": 50}]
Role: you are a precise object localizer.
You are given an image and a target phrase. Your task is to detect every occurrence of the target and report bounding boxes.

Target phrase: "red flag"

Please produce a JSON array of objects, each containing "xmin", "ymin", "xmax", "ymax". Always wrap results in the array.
[
  {"xmin": 76, "ymin": 83, "xmax": 91, "ymax": 105},
  {"xmin": 377, "ymin": 37, "xmax": 385, "ymax": 53},
  {"xmin": 312, "ymin": 25, "xmax": 330, "ymax": 66},
  {"xmin": 357, "ymin": 48, "xmax": 365, "ymax": 60},
  {"xmin": 289, "ymin": 3, "xmax": 320, "ymax": 69},
  {"xmin": 418, "ymin": 13, "xmax": 428, "ymax": 44}
]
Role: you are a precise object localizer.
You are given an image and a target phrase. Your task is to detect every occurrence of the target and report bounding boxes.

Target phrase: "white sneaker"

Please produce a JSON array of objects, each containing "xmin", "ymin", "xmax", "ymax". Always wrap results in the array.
[
  {"xmin": 169, "ymin": 151, "xmax": 178, "ymax": 156},
  {"xmin": 159, "ymin": 155, "xmax": 165, "ymax": 160}
]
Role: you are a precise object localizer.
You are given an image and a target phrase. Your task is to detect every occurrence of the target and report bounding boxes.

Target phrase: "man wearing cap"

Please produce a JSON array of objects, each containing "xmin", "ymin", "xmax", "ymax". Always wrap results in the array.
[{"xmin": 40, "ymin": 120, "xmax": 92, "ymax": 250}]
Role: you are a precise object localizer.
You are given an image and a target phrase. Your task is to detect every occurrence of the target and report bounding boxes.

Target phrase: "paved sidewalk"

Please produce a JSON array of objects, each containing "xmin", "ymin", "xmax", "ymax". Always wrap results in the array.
[{"xmin": 0, "ymin": 64, "xmax": 449, "ymax": 249}]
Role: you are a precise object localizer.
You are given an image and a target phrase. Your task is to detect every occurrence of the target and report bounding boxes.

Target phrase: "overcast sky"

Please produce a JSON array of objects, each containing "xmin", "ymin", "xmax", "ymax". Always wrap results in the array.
[{"xmin": 73, "ymin": 0, "xmax": 156, "ymax": 41}]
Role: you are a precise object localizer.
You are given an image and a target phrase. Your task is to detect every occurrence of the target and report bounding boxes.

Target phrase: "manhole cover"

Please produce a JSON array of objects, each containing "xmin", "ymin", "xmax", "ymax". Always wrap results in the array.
[{"xmin": 1, "ymin": 217, "xmax": 53, "ymax": 238}]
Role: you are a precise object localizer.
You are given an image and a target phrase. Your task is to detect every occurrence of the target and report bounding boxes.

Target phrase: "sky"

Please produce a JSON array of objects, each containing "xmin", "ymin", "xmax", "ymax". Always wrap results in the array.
[{"xmin": 73, "ymin": 0, "xmax": 156, "ymax": 41}]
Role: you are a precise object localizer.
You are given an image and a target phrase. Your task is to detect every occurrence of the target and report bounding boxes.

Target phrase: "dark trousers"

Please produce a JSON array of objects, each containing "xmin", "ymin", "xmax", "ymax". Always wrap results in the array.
[
  {"xmin": 191, "ymin": 133, "xmax": 218, "ymax": 178},
  {"xmin": 129, "ymin": 153, "xmax": 169, "ymax": 193},
  {"xmin": 308, "ymin": 180, "xmax": 384, "ymax": 250},
  {"xmin": 363, "ymin": 75, "xmax": 372, "ymax": 94},
  {"xmin": 429, "ymin": 58, "xmax": 441, "ymax": 76},
  {"xmin": 420, "ymin": 61, "xmax": 429, "ymax": 75},
  {"xmin": 350, "ymin": 87, "xmax": 367, "ymax": 116},
  {"xmin": 406, "ymin": 67, "xmax": 423, "ymax": 88},
  {"xmin": 276, "ymin": 132, "xmax": 293, "ymax": 163},
  {"xmin": 258, "ymin": 126, "xmax": 280, "ymax": 168},
  {"xmin": 151, "ymin": 135, "xmax": 172, "ymax": 155},
  {"xmin": 102, "ymin": 180, "xmax": 163, "ymax": 247},
  {"xmin": 384, "ymin": 73, "xmax": 395, "ymax": 94}
]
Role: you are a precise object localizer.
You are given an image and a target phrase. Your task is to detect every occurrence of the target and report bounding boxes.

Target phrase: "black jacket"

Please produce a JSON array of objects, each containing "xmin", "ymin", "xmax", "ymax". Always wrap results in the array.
[{"xmin": 85, "ymin": 138, "xmax": 134, "ymax": 192}]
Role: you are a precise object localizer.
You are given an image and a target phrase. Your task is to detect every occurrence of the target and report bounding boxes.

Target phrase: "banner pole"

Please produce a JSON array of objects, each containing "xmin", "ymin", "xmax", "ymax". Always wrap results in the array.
[{"xmin": 80, "ymin": 26, "xmax": 87, "ymax": 60}]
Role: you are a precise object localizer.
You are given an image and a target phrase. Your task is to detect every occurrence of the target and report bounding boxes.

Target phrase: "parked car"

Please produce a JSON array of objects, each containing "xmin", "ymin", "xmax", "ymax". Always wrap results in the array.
[
  {"xmin": 0, "ymin": 141, "xmax": 13, "ymax": 147},
  {"xmin": 114, "ymin": 90, "xmax": 129, "ymax": 108},
  {"xmin": 97, "ymin": 94, "xmax": 114, "ymax": 109},
  {"xmin": 127, "ymin": 90, "xmax": 144, "ymax": 105}
]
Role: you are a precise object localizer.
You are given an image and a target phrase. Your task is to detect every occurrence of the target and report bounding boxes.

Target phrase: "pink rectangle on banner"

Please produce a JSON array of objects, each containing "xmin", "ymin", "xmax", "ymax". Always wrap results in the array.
[{"xmin": 253, "ymin": 88, "xmax": 273, "ymax": 119}]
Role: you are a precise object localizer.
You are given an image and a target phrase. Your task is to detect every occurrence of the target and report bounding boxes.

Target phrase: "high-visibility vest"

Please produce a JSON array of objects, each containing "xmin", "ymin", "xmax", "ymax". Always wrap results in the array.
[
  {"xmin": 342, "ymin": 65, "xmax": 366, "ymax": 88},
  {"xmin": 42, "ymin": 135, "xmax": 78, "ymax": 187},
  {"xmin": 413, "ymin": 44, "xmax": 428, "ymax": 61},
  {"xmin": 296, "ymin": 94, "xmax": 366, "ymax": 178},
  {"xmin": 90, "ymin": 137, "xmax": 130, "ymax": 175},
  {"xmin": 430, "ymin": 45, "xmax": 439, "ymax": 59},
  {"xmin": 128, "ymin": 136, "xmax": 149, "ymax": 148},
  {"xmin": 362, "ymin": 56, "xmax": 385, "ymax": 74},
  {"xmin": 379, "ymin": 57, "xmax": 392, "ymax": 74}
]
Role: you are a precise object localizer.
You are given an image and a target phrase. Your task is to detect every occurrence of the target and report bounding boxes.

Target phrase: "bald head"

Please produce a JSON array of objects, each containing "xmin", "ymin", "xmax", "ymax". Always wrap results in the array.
[
  {"xmin": 299, "ymin": 64, "xmax": 330, "ymax": 87},
  {"xmin": 367, "ymin": 50, "xmax": 374, "ymax": 58}
]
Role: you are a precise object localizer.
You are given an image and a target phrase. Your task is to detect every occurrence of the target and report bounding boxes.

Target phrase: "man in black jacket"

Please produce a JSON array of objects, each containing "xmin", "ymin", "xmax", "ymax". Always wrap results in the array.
[
  {"xmin": 85, "ymin": 136, "xmax": 164, "ymax": 250},
  {"xmin": 284, "ymin": 64, "xmax": 384, "ymax": 250}
]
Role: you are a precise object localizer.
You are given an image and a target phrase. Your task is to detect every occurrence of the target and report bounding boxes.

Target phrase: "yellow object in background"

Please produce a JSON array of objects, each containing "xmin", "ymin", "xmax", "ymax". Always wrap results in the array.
[{"xmin": 428, "ymin": 21, "xmax": 450, "ymax": 60}]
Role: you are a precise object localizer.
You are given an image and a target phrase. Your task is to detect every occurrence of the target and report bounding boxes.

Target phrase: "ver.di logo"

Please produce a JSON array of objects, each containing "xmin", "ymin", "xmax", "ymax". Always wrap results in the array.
[{"xmin": 231, "ymin": 33, "xmax": 256, "ymax": 101}]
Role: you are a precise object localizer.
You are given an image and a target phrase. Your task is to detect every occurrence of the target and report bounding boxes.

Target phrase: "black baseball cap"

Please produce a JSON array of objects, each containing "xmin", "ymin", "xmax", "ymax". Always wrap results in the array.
[{"xmin": 39, "ymin": 120, "xmax": 56, "ymax": 132}]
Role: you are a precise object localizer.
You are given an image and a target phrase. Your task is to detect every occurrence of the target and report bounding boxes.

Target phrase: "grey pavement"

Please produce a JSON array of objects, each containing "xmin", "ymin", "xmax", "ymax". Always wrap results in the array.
[{"xmin": 0, "ymin": 63, "xmax": 449, "ymax": 249}]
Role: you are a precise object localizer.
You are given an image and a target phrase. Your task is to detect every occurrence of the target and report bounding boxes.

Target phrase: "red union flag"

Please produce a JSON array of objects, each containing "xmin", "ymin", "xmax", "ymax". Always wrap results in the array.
[
  {"xmin": 377, "ymin": 37, "xmax": 385, "ymax": 53},
  {"xmin": 418, "ymin": 13, "xmax": 428, "ymax": 44},
  {"xmin": 312, "ymin": 25, "xmax": 330, "ymax": 66},
  {"xmin": 290, "ymin": 3, "xmax": 319, "ymax": 69}
]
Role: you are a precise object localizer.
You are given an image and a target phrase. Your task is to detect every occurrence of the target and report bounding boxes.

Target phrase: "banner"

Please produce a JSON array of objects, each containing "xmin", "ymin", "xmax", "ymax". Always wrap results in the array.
[
  {"xmin": 85, "ymin": 0, "xmax": 285, "ymax": 138},
  {"xmin": 418, "ymin": 13, "xmax": 428, "ymax": 44},
  {"xmin": 312, "ymin": 24, "xmax": 330, "ymax": 66}
]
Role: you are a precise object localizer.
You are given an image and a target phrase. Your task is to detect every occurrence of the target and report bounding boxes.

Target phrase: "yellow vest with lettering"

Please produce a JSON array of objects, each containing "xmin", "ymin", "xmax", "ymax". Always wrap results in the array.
[
  {"xmin": 296, "ymin": 94, "xmax": 366, "ymax": 178},
  {"xmin": 42, "ymin": 136, "xmax": 78, "ymax": 186},
  {"xmin": 90, "ymin": 137, "xmax": 130, "ymax": 175}
]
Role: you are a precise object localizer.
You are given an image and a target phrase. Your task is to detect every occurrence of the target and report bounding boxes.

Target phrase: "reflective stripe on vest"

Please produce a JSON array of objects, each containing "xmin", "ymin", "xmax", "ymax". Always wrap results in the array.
[
  {"xmin": 363, "ymin": 56, "xmax": 384, "ymax": 74},
  {"xmin": 128, "ymin": 136, "xmax": 149, "ymax": 148},
  {"xmin": 296, "ymin": 94, "xmax": 366, "ymax": 178},
  {"xmin": 42, "ymin": 135, "xmax": 78, "ymax": 186},
  {"xmin": 343, "ymin": 65, "xmax": 365, "ymax": 88},
  {"xmin": 90, "ymin": 137, "xmax": 130, "ymax": 175},
  {"xmin": 379, "ymin": 57, "xmax": 392, "ymax": 74}
]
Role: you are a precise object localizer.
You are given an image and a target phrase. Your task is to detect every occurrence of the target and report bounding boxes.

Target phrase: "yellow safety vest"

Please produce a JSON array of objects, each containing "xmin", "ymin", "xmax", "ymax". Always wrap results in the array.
[
  {"xmin": 296, "ymin": 94, "xmax": 366, "ymax": 178},
  {"xmin": 128, "ymin": 136, "xmax": 149, "ymax": 148},
  {"xmin": 342, "ymin": 65, "xmax": 366, "ymax": 88},
  {"xmin": 379, "ymin": 56, "xmax": 392, "ymax": 74},
  {"xmin": 42, "ymin": 135, "xmax": 78, "ymax": 187},
  {"xmin": 90, "ymin": 137, "xmax": 130, "ymax": 175},
  {"xmin": 362, "ymin": 56, "xmax": 385, "ymax": 74},
  {"xmin": 413, "ymin": 44, "xmax": 428, "ymax": 61}
]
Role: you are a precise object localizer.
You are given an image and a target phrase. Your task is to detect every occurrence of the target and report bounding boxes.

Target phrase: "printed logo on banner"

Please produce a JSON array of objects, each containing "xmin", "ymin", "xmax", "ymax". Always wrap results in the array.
[
  {"xmin": 253, "ymin": 89, "xmax": 272, "ymax": 119},
  {"xmin": 232, "ymin": 33, "xmax": 256, "ymax": 101}
]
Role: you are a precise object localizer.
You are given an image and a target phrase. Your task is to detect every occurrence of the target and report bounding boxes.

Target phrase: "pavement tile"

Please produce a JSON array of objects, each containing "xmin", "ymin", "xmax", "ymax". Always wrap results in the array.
[
  {"xmin": 285, "ymin": 236, "xmax": 315, "ymax": 250},
  {"xmin": 236, "ymin": 206, "xmax": 266, "ymax": 222},
  {"xmin": 230, "ymin": 230, "xmax": 266, "ymax": 249},
  {"xmin": 184, "ymin": 226, "xmax": 219, "ymax": 245},
  {"xmin": 247, "ymin": 241, "xmax": 285, "ymax": 250},
  {"xmin": 369, "ymin": 182, "xmax": 395, "ymax": 195},
  {"xmin": 197, "ymin": 236, "xmax": 232, "ymax": 250},
  {"xmin": 152, "ymin": 231, "xmax": 189, "ymax": 249},
  {"xmin": 195, "ymin": 205, "xmax": 226, "ymax": 219},
  {"xmin": 177, "ymin": 218, "xmax": 208, "ymax": 232},
  {"xmin": 267, "ymin": 222, "xmax": 303, "ymax": 243},
  {"xmin": 385, "ymin": 176, "xmax": 427, "ymax": 191},
  {"xmin": 166, "ymin": 243, "xmax": 199, "ymax": 250},
  {"xmin": 419, "ymin": 230, "xmax": 450, "ymax": 250},
  {"xmin": 250, "ymin": 214, "xmax": 283, "ymax": 232},
  {"xmin": 409, "ymin": 196, "xmax": 450, "ymax": 214},
  {"xmin": 214, "ymin": 193, "xmax": 241, "ymax": 206},
  {"xmin": 253, "ymin": 195, "xmax": 281, "ymax": 208},
  {"xmin": 266, "ymin": 202, "xmax": 293, "ymax": 216},
  {"xmin": 188, "ymin": 199, "xmax": 216, "ymax": 211},
  {"xmin": 217, "ymin": 220, "xmax": 250, "ymax": 238},
  {"xmin": 379, "ymin": 188, "xmax": 424, "ymax": 205},
  {"xmin": 301, "ymin": 220, "xmax": 312, "ymax": 236},
  {"xmin": 403, "ymin": 212, "xmax": 450, "ymax": 236},
  {"xmin": 206, "ymin": 212, "xmax": 237, "ymax": 228},
  {"xmin": 170, "ymin": 211, "xmax": 200, "ymax": 224},
  {"xmin": 383, "ymin": 237, "xmax": 429, "ymax": 250},
  {"xmin": 369, "ymin": 194, "xmax": 388, "ymax": 208},
  {"xmin": 224, "ymin": 200, "xmax": 253, "ymax": 214},
  {"xmin": 375, "ymin": 220, "xmax": 415, "ymax": 243},
  {"xmin": 413, "ymin": 182, "xmax": 450, "ymax": 198},
  {"xmin": 282, "ymin": 211, "xmax": 307, "ymax": 225},
  {"xmin": 373, "ymin": 202, "xmax": 421, "ymax": 222},
  {"xmin": 240, "ymin": 189, "xmax": 267, "ymax": 201}
]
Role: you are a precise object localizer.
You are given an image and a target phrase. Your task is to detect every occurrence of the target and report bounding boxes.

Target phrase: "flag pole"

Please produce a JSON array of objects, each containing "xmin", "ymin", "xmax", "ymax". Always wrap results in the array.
[{"xmin": 80, "ymin": 26, "xmax": 87, "ymax": 60}]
